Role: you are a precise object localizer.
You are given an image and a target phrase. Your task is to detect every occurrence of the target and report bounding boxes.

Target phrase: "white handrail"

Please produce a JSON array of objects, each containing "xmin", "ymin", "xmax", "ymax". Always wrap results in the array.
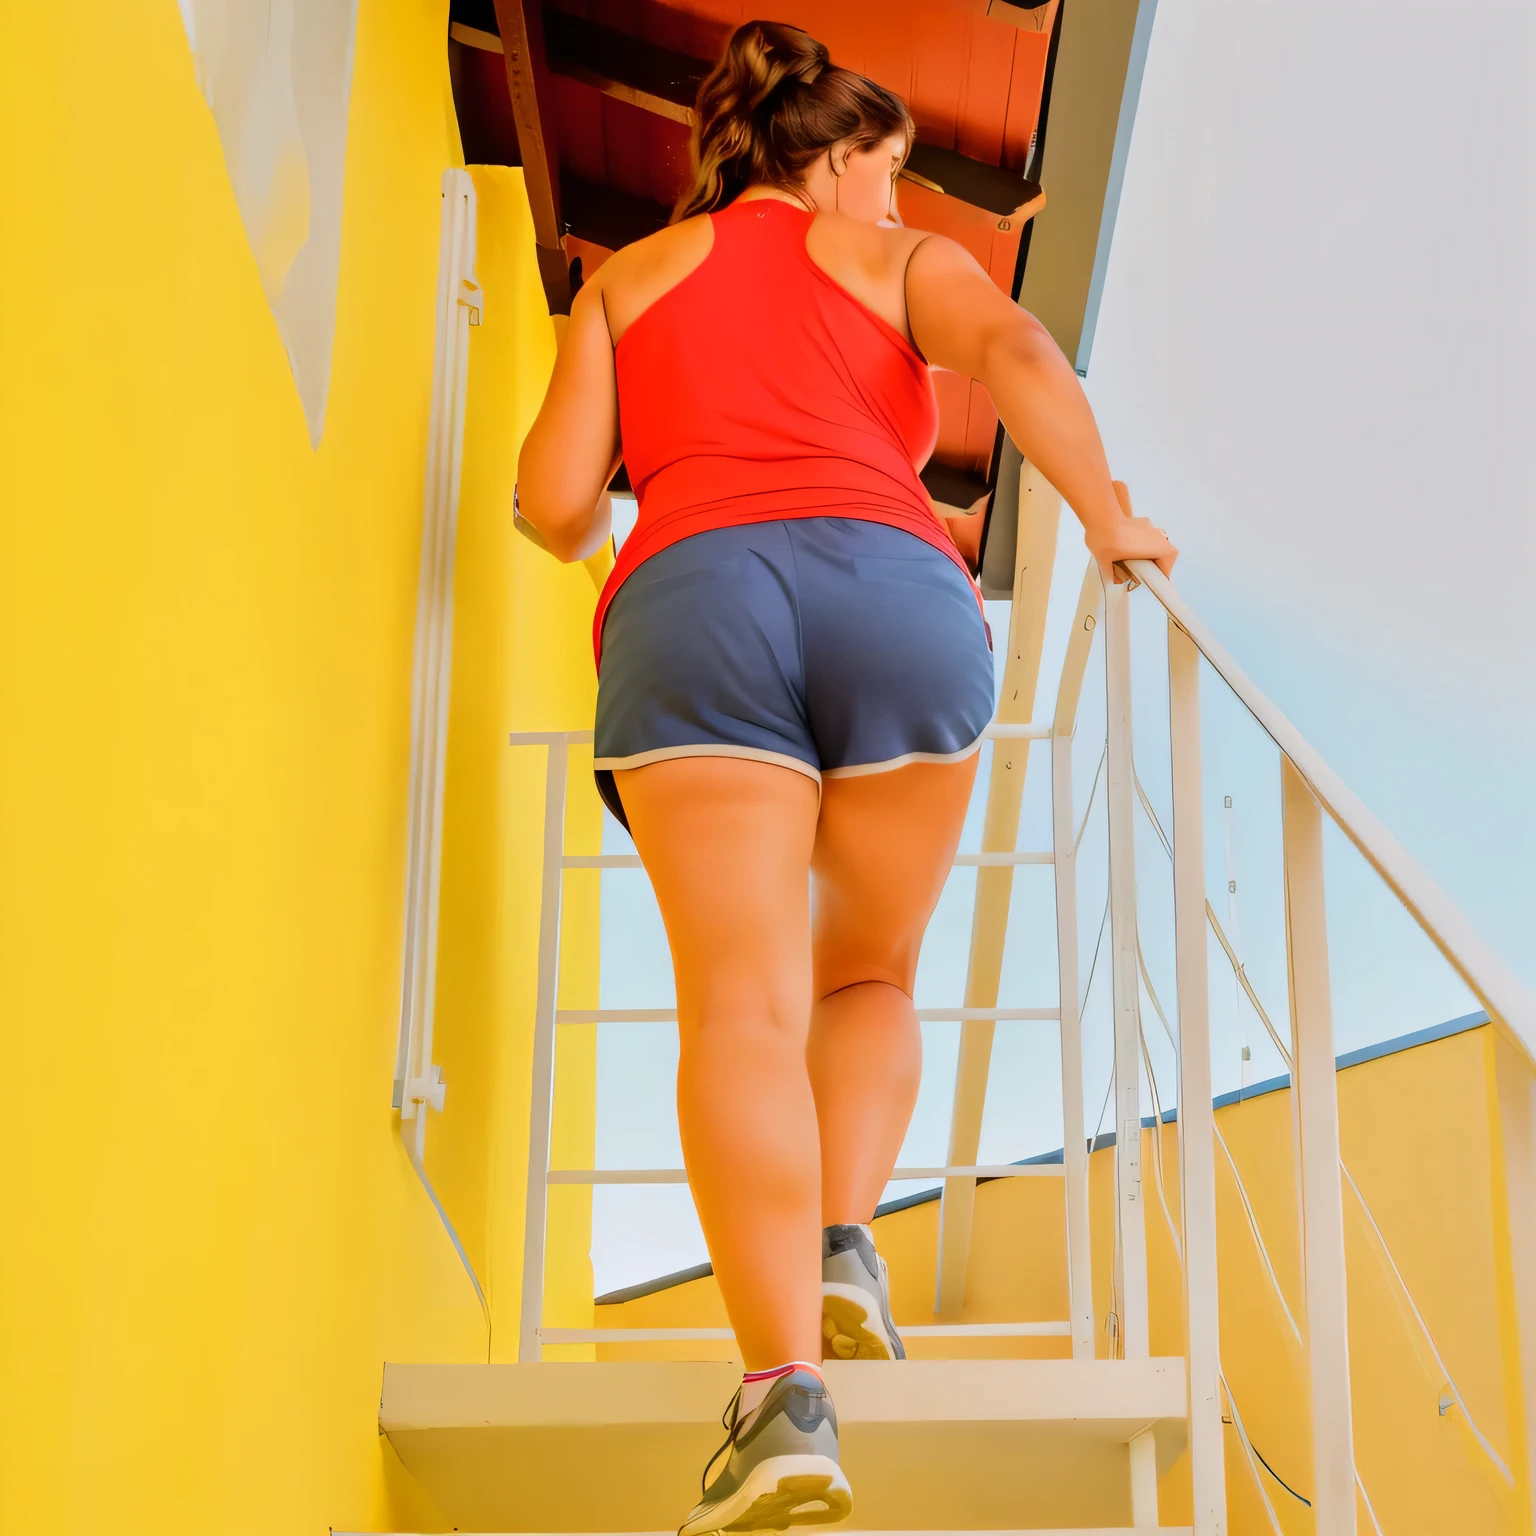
[
  {"xmin": 393, "ymin": 169, "xmax": 487, "ymax": 1337},
  {"xmin": 1125, "ymin": 559, "xmax": 1536, "ymax": 1058},
  {"xmin": 394, "ymin": 169, "xmax": 483, "ymax": 1144}
]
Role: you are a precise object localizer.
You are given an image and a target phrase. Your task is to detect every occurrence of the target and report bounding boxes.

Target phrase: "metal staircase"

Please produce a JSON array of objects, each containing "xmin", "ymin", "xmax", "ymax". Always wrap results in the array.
[{"xmin": 376, "ymin": 180, "xmax": 1536, "ymax": 1536}]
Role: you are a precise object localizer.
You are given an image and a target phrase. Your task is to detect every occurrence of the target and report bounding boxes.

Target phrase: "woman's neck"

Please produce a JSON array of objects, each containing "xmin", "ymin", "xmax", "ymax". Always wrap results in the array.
[{"xmin": 736, "ymin": 184, "xmax": 819, "ymax": 214}]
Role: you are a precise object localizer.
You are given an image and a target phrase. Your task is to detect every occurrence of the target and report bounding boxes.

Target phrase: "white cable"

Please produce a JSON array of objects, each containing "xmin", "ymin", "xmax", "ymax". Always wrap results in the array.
[
  {"xmin": 1138, "ymin": 938, "xmax": 1177, "ymax": 1049},
  {"xmin": 1133, "ymin": 770, "xmax": 1173, "ymax": 860},
  {"xmin": 1134, "ymin": 940, "xmax": 1186, "ymax": 1260},
  {"xmin": 1074, "ymin": 741, "xmax": 1108, "ymax": 856},
  {"xmin": 402, "ymin": 1128, "xmax": 491, "ymax": 1355},
  {"xmin": 1221, "ymin": 1372, "xmax": 1286, "ymax": 1535},
  {"xmin": 1357, "ymin": 1470, "xmax": 1386, "ymax": 1536},
  {"xmin": 1137, "ymin": 1003, "xmax": 1184, "ymax": 1263},
  {"xmin": 1341, "ymin": 1163, "xmax": 1513, "ymax": 1485},
  {"xmin": 1079, "ymin": 893, "xmax": 1112, "ymax": 1018},
  {"xmin": 1133, "ymin": 768, "xmax": 1293, "ymax": 1070},
  {"xmin": 1204, "ymin": 896, "xmax": 1294, "ymax": 1070},
  {"xmin": 1214, "ymin": 1124, "xmax": 1303, "ymax": 1348}
]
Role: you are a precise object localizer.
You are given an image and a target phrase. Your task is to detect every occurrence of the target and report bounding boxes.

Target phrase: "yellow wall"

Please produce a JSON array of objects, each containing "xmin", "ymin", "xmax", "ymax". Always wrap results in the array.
[
  {"xmin": 597, "ymin": 1025, "xmax": 1532, "ymax": 1533},
  {"xmin": 0, "ymin": 7, "xmax": 594, "ymax": 1532}
]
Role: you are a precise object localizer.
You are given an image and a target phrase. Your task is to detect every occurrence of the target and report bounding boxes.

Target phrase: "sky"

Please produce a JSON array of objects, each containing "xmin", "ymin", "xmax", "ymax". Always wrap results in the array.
[{"xmin": 583, "ymin": 0, "xmax": 1535, "ymax": 1296}]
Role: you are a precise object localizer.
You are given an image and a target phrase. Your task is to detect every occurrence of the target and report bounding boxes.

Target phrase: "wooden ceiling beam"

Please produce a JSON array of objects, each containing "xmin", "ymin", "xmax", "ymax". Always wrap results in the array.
[
  {"xmin": 543, "ymin": 9, "xmax": 707, "ymax": 127},
  {"xmin": 489, "ymin": 0, "xmax": 572, "ymax": 313}
]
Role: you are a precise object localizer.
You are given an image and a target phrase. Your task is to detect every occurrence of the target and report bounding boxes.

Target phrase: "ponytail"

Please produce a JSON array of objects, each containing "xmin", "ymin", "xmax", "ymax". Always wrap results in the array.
[{"xmin": 673, "ymin": 20, "xmax": 913, "ymax": 222}]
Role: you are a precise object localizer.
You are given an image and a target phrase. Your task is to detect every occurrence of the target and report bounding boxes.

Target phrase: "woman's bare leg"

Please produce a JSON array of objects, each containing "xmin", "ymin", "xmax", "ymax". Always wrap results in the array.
[
  {"xmin": 614, "ymin": 756, "xmax": 822, "ymax": 1370},
  {"xmin": 809, "ymin": 757, "xmax": 980, "ymax": 1223}
]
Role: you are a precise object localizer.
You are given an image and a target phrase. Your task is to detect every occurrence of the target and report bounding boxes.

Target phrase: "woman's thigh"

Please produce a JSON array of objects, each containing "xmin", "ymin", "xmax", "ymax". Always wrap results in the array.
[
  {"xmin": 613, "ymin": 756, "xmax": 821, "ymax": 1029},
  {"xmin": 811, "ymin": 756, "xmax": 980, "ymax": 997}
]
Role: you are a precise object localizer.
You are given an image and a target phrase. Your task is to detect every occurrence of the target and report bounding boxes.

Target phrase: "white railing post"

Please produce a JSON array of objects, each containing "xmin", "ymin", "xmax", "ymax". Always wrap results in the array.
[
  {"xmin": 1103, "ymin": 576, "xmax": 1149, "ymax": 1359},
  {"xmin": 1167, "ymin": 621, "xmax": 1227, "ymax": 1533},
  {"xmin": 1053, "ymin": 565, "xmax": 1103, "ymax": 1359},
  {"xmin": 1281, "ymin": 756, "xmax": 1357, "ymax": 1534},
  {"xmin": 518, "ymin": 734, "xmax": 570, "ymax": 1362},
  {"xmin": 1491, "ymin": 1033, "xmax": 1536, "ymax": 1531},
  {"xmin": 1129, "ymin": 1426, "xmax": 1160, "ymax": 1527}
]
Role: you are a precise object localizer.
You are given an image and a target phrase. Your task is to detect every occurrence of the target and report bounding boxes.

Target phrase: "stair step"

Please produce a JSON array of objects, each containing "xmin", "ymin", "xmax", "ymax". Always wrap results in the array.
[{"xmin": 379, "ymin": 1358, "xmax": 1188, "ymax": 1532}]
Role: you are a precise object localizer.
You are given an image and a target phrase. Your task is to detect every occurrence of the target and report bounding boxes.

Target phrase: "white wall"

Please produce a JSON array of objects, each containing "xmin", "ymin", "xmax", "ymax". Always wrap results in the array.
[{"xmin": 1082, "ymin": 0, "xmax": 1536, "ymax": 986}]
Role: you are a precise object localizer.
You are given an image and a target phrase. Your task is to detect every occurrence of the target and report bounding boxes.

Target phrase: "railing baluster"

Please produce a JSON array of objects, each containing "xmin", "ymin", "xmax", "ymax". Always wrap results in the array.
[
  {"xmin": 1281, "ymin": 756, "xmax": 1357, "ymax": 1534},
  {"xmin": 1053, "ymin": 732, "xmax": 1094, "ymax": 1361},
  {"xmin": 518, "ymin": 735, "xmax": 570, "ymax": 1363},
  {"xmin": 934, "ymin": 462, "xmax": 1060, "ymax": 1318},
  {"xmin": 1167, "ymin": 621, "xmax": 1227, "ymax": 1533},
  {"xmin": 1053, "ymin": 564, "xmax": 1103, "ymax": 1360},
  {"xmin": 1104, "ymin": 576, "xmax": 1149, "ymax": 1358}
]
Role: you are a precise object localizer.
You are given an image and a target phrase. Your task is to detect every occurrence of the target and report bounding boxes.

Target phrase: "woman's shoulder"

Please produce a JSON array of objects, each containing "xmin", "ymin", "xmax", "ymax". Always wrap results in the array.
[
  {"xmin": 589, "ymin": 215, "xmax": 716, "ymax": 344},
  {"xmin": 804, "ymin": 211, "xmax": 940, "ymax": 344},
  {"xmin": 809, "ymin": 209, "xmax": 928, "ymax": 273},
  {"xmin": 591, "ymin": 217, "xmax": 713, "ymax": 302}
]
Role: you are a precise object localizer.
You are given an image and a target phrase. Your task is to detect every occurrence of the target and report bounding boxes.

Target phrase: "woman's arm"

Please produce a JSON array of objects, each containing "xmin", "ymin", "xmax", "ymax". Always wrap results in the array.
[
  {"xmin": 516, "ymin": 278, "xmax": 623, "ymax": 563},
  {"xmin": 905, "ymin": 235, "xmax": 1176, "ymax": 580}
]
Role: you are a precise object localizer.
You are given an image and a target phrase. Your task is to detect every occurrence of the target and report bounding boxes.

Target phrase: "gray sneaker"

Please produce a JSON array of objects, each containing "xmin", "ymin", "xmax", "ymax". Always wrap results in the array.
[
  {"xmin": 821, "ymin": 1223, "xmax": 905, "ymax": 1361},
  {"xmin": 677, "ymin": 1368, "xmax": 852, "ymax": 1536}
]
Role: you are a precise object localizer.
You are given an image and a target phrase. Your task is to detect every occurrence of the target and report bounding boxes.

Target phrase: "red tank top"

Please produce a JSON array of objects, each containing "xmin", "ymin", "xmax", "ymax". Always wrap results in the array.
[{"xmin": 593, "ymin": 197, "xmax": 976, "ymax": 664}]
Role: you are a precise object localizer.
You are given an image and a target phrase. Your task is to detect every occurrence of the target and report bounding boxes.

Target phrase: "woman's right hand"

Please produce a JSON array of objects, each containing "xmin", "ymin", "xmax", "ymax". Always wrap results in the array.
[
  {"xmin": 1085, "ymin": 481, "xmax": 1177, "ymax": 583},
  {"xmin": 904, "ymin": 241, "xmax": 1179, "ymax": 586}
]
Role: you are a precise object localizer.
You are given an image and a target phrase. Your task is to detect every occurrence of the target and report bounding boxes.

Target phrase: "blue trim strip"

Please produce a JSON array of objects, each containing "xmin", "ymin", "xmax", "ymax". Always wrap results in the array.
[
  {"xmin": 593, "ymin": 1010, "xmax": 1491, "ymax": 1307},
  {"xmin": 1211, "ymin": 1009, "xmax": 1490, "ymax": 1111}
]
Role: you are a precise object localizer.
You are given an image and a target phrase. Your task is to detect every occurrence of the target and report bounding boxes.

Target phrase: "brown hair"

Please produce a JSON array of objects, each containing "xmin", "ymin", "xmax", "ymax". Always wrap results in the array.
[{"xmin": 673, "ymin": 21, "xmax": 914, "ymax": 223}]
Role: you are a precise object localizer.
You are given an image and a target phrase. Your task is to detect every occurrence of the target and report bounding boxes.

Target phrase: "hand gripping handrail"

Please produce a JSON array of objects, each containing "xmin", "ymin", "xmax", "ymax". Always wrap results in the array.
[{"xmin": 1125, "ymin": 559, "xmax": 1536, "ymax": 1060}]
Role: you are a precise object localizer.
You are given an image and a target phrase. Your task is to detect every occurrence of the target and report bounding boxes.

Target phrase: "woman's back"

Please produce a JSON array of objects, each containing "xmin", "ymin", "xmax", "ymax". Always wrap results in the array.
[{"xmin": 594, "ymin": 196, "xmax": 966, "ymax": 657}]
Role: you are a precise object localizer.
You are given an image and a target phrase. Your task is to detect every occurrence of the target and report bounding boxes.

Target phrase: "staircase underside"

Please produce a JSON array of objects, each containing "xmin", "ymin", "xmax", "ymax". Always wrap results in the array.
[{"xmin": 380, "ymin": 1358, "xmax": 1188, "ymax": 1531}]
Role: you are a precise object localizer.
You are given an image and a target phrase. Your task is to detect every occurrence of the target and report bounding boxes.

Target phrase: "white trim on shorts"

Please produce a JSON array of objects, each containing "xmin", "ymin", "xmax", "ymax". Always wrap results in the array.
[
  {"xmin": 819, "ymin": 729, "xmax": 989, "ymax": 780},
  {"xmin": 593, "ymin": 743, "xmax": 823, "ymax": 784}
]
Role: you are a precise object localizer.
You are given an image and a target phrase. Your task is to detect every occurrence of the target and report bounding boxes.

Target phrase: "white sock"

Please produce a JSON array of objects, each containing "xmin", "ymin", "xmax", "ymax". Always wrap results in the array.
[{"xmin": 738, "ymin": 1361, "xmax": 825, "ymax": 1427}]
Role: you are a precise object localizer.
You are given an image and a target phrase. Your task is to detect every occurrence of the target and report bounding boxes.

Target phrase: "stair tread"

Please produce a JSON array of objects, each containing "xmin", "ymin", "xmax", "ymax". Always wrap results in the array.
[
  {"xmin": 381, "ymin": 1356, "xmax": 1188, "ymax": 1429},
  {"xmin": 380, "ymin": 1360, "xmax": 1189, "ymax": 1531}
]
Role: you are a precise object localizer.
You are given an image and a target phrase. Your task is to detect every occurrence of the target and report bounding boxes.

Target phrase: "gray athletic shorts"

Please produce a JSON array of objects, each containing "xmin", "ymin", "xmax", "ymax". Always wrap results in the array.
[{"xmin": 594, "ymin": 517, "xmax": 995, "ymax": 829}]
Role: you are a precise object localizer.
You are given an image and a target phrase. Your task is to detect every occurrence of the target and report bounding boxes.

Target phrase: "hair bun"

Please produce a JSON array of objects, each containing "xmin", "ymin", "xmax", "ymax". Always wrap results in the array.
[{"xmin": 733, "ymin": 20, "xmax": 830, "ymax": 111}]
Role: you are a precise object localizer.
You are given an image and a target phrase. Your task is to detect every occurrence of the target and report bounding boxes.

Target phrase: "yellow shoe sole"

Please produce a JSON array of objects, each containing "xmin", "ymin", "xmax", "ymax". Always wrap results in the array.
[{"xmin": 821, "ymin": 1286, "xmax": 899, "ymax": 1361}]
